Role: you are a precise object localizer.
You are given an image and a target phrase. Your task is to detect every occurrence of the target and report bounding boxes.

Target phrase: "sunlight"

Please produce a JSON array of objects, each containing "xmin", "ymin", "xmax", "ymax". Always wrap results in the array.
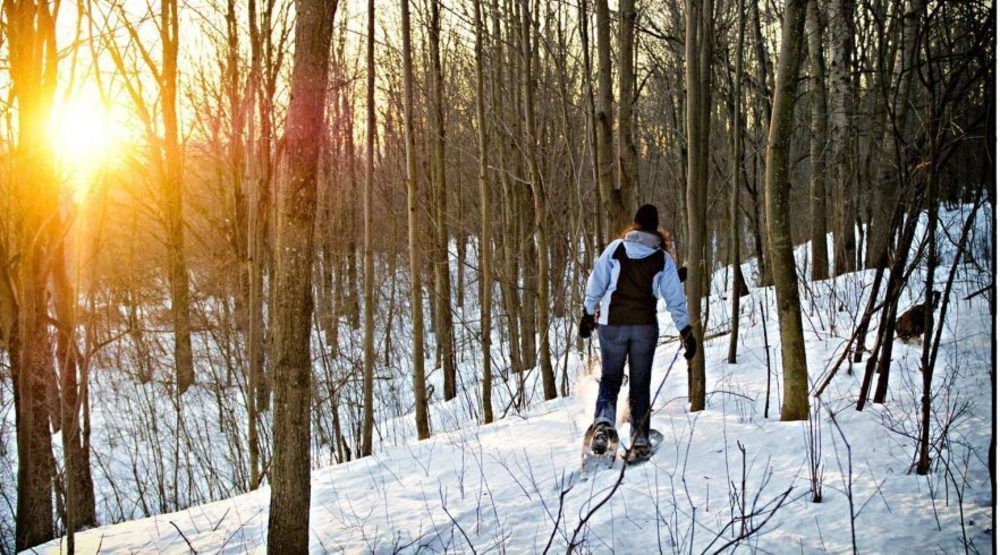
[{"xmin": 48, "ymin": 89, "xmax": 123, "ymax": 200}]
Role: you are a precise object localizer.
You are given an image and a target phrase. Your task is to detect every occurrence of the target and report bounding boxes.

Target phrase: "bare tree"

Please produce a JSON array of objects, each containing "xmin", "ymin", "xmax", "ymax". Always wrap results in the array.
[
  {"xmin": 765, "ymin": 0, "xmax": 810, "ymax": 421},
  {"xmin": 685, "ymin": 0, "xmax": 712, "ymax": 411},
  {"xmin": 473, "ymin": 0, "xmax": 494, "ymax": 423},
  {"xmin": 595, "ymin": 0, "xmax": 623, "ymax": 234},
  {"xmin": 806, "ymin": 0, "xmax": 829, "ymax": 281},
  {"xmin": 519, "ymin": 0, "xmax": 557, "ymax": 400},
  {"xmin": 361, "ymin": 0, "xmax": 377, "ymax": 457},
  {"xmin": 266, "ymin": 0, "xmax": 338, "ymax": 549},
  {"xmin": 402, "ymin": 0, "xmax": 431, "ymax": 439}
]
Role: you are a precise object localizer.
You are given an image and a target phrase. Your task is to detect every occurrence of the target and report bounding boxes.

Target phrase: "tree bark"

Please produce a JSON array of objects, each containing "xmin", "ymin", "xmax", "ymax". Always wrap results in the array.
[
  {"xmin": 519, "ymin": 0, "xmax": 557, "ymax": 400},
  {"xmin": 616, "ymin": 0, "xmax": 638, "ymax": 217},
  {"xmin": 806, "ymin": 0, "xmax": 830, "ymax": 281},
  {"xmin": 266, "ymin": 0, "xmax": 337, "ymax": 550},
  {"xmin": 361, "ymin": 0, "xmax": 377, "ymax": 456},
  {"xmin": 685, "ymin": 0, "xmax": 711, "ymax": 411},
  {"xmin": 6, "ymin": 1, "xmax": 60, "ymax": 548},
  {"xmin": 473, "ymin": 0, "xmax": 494, "ymax": 423},
  {"xmin": 595, "ymin": 0, "xmax": 624, "ymax": 235},
  {"xmin": 866, "ymin": 0, "xmax": 924, "ymax": 269},
  {"xmin": 728, "ymin": 0, "xmax": 747, "ymax": 365},
  {"xmin": 766, "ymin": 0, "xmax": 810, "ymax": 421},
  {"xmin": 428, "ymin": 0, "xmax": 458, "ymax": 401},
  {"xmin": 829, "ymin": 0, "xmax": 858, "ymax": 275},
  {"xmin": 402, "ymin": 0, "xmax": 431, "ymax": 439},
  {"xmin": 161, "ymin": 0, "xmax": 196, "ymax": 394}
]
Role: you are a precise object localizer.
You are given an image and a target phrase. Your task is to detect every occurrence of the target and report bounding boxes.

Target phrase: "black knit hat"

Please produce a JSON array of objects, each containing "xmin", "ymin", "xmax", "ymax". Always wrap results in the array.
[{"xmin": 634, "ymin": 204, "xmax": 659, "ymax": 232}]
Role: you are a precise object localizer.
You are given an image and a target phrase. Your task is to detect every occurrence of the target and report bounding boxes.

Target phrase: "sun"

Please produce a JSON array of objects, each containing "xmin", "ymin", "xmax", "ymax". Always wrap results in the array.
[{"xmin": 48, "ymin": 89, "xmax": 124, "ymax": 200}]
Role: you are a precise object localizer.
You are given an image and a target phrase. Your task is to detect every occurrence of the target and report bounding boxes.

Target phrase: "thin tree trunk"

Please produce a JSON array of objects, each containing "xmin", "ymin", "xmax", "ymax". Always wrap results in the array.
[
  {"xmin": 766, "ymin": 0, "xmax": 810, "ymax": 422},
  {"xmin": 361, "ymin": 0, "xmax": 377, "ymax": 456},
  {"xmin": 616, "ymin": 0, "xmax": 638, "ymax": 216},
  {"xmin": 830, "ymin": 0, "xmax": 858, "ymax": 275},
  {"xmin": 402, "ymin": 0, "xmax": 431, "ymax": 439},
  {"xmin": 473, "ymin": 0, "xmax": 494, "ymax": 423},
  {"xmin": 866, "ymin": 0, "xmax": 923, "ymax": 269},
  {"xmin": 519, "ymin": 0, "xmax": 557, "ymax": 400},
  {"xmin": 428, "ymin": 0, "xmax": 457, "ymax": 401},
  {"xmin": 7, "ymin": 2, "xmax": 59, "ymax": 548},
  {"xmin": 806, "ymin": 0, "xmax": 830, "ymax": 281},
  {"xmin": 161, "ymin": 0, "xmax": 196, "ymax": 395},
  {"xmin": 685, "ymin": 0, "xmax": 710, "ymax": 411},
  {"xmin": 728, "ymin": 0, "xmax": 746, "ymax": 365},
  {"xmin": 595, "ymin": 0, "xmax": 623, "ymax": 235},
  {"xmin": 266, "ymin": 0, "xmax": 337, "ymax": 550}
]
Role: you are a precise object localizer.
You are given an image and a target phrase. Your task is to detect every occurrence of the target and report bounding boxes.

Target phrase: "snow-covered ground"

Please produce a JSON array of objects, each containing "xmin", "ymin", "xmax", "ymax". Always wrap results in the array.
[{"xmin": 25, "ymin": 203, "xmax": 997, "ymax": 553}]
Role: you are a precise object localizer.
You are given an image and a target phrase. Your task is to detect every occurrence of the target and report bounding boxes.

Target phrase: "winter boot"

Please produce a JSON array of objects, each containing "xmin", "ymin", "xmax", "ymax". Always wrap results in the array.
[
  {"xmin": 629, "ymin": 435, "xmax": 652, "ymax": 462},
  {"xmin": 590, "ymin": 422, "xmax": 615, "ymax": 455}
]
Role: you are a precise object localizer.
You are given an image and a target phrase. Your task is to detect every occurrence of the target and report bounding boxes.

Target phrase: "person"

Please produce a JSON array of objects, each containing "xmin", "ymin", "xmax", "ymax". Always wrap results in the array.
[{"xmin": 579, "ymin": 204, "xmax": 697, "ymax": 459}]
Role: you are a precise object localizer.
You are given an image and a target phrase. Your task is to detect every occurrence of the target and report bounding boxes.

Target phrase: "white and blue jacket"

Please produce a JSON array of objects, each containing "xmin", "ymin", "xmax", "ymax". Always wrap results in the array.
[{"xmin": 584, "ymin": 230, "xmax": 689, "ymax": 331}]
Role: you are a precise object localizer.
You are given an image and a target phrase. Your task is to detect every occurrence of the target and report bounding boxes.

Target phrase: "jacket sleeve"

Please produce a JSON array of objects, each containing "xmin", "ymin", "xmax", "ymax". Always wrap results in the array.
[
  {"xmin": 584, "ymin": 241, "xmax": 619, "ymax": 315},
  {"xmin": 658, "ymin": 252, "xmax": 690, "ymax": 331}
]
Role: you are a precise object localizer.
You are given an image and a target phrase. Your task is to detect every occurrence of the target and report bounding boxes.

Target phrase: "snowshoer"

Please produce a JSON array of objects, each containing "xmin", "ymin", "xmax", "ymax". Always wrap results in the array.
[{"xmin": 579, "ymin": 204, "xmax": 697, "ymax": 460}]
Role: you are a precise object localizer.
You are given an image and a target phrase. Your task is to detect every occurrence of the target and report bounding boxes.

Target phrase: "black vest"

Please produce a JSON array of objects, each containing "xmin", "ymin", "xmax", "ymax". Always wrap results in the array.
[{"xmin": 607, "ymin": 242, "xmax": 666, "ymax": 325}]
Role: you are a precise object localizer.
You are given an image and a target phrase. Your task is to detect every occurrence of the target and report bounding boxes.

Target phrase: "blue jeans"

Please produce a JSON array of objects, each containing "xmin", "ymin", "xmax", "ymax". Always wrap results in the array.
[{"xmin": 593, "ymin": 324, "xmax": 658, "ymax": 441}]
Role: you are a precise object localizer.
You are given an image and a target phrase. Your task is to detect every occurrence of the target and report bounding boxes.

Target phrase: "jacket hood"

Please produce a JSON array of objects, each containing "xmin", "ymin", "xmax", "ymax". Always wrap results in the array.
[{"xmin": 622, "ymin": 230, "xmax": 662, "ymax": 257}]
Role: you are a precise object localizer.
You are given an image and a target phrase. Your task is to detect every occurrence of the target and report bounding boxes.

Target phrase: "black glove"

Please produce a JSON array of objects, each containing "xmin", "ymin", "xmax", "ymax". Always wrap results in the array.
[
  {"xmin": 579, "ymin": 312, "xmax": 597, "ymax": 339},
  {"xmin": 677, "ymin": 266, "xmax": 687, "ymax": 283},
  {"xmin": 680, "ymin": 325, "xmax": 697, "ymax": 360}
]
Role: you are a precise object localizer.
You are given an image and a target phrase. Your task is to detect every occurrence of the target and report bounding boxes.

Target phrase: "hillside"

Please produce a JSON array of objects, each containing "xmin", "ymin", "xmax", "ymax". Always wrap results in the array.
[{"xmin": 30, "ymin": 205, "xmax": 995, "ymax": 554}]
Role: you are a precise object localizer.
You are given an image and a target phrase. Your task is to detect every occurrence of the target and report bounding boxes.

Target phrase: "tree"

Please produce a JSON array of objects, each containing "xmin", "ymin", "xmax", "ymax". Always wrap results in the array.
[
  {"xmin": 685, "ymin": 0, "xmax": 712, "ymax": 411},
  {"xmin": 361, "ymin": 0, "xmax": 377, "ymax": 456},
  {"xmin": 428, "ymin": 0, "xmax": 458, "ymax": 401},
  {"xmin": 728, "ymin": 0, "xmax": 747, "ymax": 365},
  {"xmin": 616, "ymin": 0, "xmax": 638, "ymax": 218},
  {"xmin": 765, "ymin": 0, "xmax": 810, "ymax": 421},
  {"xmin": 161, "ymin": 0, "xmax": 197, "ymax": 394},
  {"xmin": 805, "ymin": 0, "xmax": 829, "ymax": 281},
  {"xmin": 595, "ymin": 0, "xmax": 624, "ymax": 235},
  {"xmin": 829, "ymin": 0, "xmax": 858, "ymax": 275},
  {"xmin": 5, "ymin": 3, "xmax": 60, "ymax": 548},
  {"xmin": 473, "ymin": 0, "xmax": 494, "ymax": 423},
  {"xmin": 266, "ymin": 0, "xmax": 338, "ymax": 549},
  {"xmin": 401, "ymin": 0, "xmax": 431, "ymax": 439},
  {"xmin": 519, "ymin": 0, "xmax": 557, "ymax": 401}
]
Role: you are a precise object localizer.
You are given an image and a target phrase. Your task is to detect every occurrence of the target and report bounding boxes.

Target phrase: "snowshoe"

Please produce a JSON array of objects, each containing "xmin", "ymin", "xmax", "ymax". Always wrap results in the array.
[
  {"xmin": 580, "ymin": 422, "xmax": 619, "ymax": 479},
  {"xmin": 623, "ymin": 429, "xmax": 663, "ymax": 466}
]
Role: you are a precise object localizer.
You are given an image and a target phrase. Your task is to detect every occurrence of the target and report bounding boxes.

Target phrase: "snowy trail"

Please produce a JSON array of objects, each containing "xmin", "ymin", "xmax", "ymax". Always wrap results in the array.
[{"xmin": 32, "ymin": 206, "xmax": 995, "ymax": 553}]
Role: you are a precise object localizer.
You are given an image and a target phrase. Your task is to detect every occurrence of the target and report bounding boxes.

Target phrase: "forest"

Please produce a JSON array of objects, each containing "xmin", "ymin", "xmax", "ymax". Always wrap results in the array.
[{"xmin": 0, "ymin": 0, "xmax": 994, "ymax": 552}]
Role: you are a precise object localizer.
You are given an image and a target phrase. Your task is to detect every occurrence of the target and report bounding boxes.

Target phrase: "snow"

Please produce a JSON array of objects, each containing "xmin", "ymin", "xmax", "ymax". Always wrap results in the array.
[{"xmin": 24, "ymin": 203, "xmax": 997, "ymax": 553}]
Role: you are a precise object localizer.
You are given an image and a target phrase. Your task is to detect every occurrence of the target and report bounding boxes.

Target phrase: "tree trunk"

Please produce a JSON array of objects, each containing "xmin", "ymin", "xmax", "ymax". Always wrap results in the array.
[
  {"xmin": 766, "ymin": 0, "xmax": 810, "ymax": 421},
  {"xmin": 750, "ymin": 0, "xmax": 774, "ymax": 286},
  {"xmin": 595, "ymin": 0, "xmax": 624, "ymax": 235},
  {"xmin": 401, "ymin": 0, "xmax": 431, "ymax": 439},
  {"xmin": 361, "ymin": 0, "xmax": 377, "ymax": 456},
  {"xmin": 473, "ymin": 0, "xmax": 494, "ymax": 423},
  {"xmin": 829, "ymin": 0, "xmax": 858, "ymax": 275},
  {"xmin": 684, "ymin": 0, "xmax": 711, "ymax": 411},
  {"xmin": 520, "ymin": 0, "xmax": 557, "ymax": 400},
  {"xmin": 7, "ymin": 2, "xmax": 59, "ymax": 548},
  {"xmin": 616, "ymin": 0, "xmax": 638, "ymax": 217},
  {"xmin": 266, "ymin": 0, "xmax": 337, "ymax": 550},
  {"xmin": 728, "ymin": 0, "xmax": 746, "ymax": 365},
  {"xmin": 161, "ymin": 0, "xmax": 196, "ymax": 395},
  {"xmin": 806, "ymin": 0, "xmax": 830, "ymax": 281},
  {"xmin": 866, "ymin": 0, "xmax": 923, "ymax": 269},
  {"xmin": 428, "ymin": 0, "xmax": 458, "ymax": 401}
]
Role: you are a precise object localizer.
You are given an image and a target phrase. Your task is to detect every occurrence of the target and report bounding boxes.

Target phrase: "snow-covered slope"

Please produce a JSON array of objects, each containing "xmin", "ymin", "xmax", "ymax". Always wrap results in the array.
[{"xmin": 31, "ymin": 204, "xmax": 995, "ymax": 553}]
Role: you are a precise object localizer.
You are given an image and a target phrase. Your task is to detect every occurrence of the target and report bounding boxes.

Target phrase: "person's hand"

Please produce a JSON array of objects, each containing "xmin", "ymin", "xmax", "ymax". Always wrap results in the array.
[
  {"xmin": 677, "ymin": 266, "xmax": 687, "ymax": 283},
  {"xmin": 679, "ymin": 325, "xmax": 697, "ymax": 360},
  {"xmin": 579, "ymin": 313, "xmax": 597, "ymax": 339}
]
